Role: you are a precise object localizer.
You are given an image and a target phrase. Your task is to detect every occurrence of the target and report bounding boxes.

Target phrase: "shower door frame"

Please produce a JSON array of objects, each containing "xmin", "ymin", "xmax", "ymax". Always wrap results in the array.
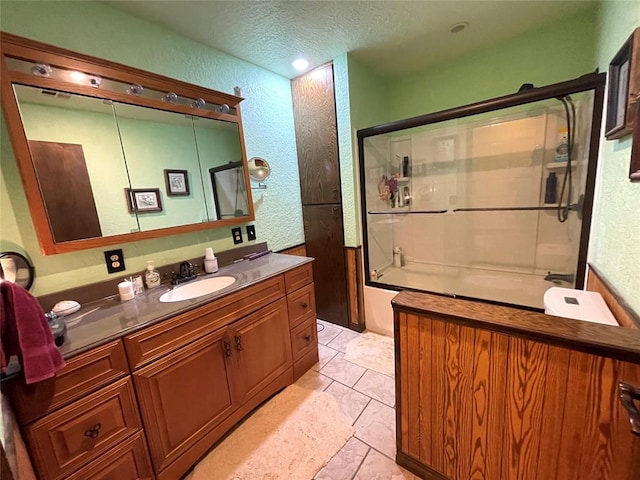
[{"xmin": 357, "ymin": 72, "xmax": 606, "ymax": 310}]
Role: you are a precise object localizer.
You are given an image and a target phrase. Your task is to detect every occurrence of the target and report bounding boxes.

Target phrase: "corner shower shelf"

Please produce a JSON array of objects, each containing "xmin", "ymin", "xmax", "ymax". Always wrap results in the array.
[
  {"xmin": 368, "ymin": 209, "xmax": 448, "ymax": 215},
  {"xmin": 545, "ymin": 161, "xmax": 576, "ymax": 171}
]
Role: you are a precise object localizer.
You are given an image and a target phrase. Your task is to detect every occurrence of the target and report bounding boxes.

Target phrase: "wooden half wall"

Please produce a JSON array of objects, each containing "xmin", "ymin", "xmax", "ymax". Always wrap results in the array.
[{"xmin": 586, "ymin": 263, "xmax": 639, "ymax": 329}]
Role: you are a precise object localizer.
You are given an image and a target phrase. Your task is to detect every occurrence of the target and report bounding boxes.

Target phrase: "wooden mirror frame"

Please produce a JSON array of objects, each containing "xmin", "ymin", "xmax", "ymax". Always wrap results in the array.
[{"xmin": 0, "ymin": 32, "xmax": 255, "ymax": 255}]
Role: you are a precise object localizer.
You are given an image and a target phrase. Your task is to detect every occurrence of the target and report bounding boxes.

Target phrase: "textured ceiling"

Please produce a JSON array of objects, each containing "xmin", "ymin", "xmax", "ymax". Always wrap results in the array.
[{"xmin": 107, "ymin": 1, "xmax": 592, "ymax": 79}]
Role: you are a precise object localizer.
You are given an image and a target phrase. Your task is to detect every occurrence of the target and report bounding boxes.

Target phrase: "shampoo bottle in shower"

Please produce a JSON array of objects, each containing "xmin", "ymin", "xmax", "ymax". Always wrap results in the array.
[
  {"xmin": 544, "ymin": 172, "xmax": 557, "ymax": 204},
  {"xmin": 555, "ymin": 128, "xmax": 569, "ymax": 162}
]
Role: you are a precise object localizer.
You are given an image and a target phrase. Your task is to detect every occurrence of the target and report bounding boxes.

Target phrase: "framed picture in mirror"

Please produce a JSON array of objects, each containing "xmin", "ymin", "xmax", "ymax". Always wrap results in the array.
[
  {"xmin": 164, "ymin": 169, "xmax": 190, "ymax": 196},
  {"xmin": 126, "ymin": 188, "xmax": 163, "ymax": 213},
  {"xmin": 605, "ymin": 28, "xmax": 639, "ymax": 140}
]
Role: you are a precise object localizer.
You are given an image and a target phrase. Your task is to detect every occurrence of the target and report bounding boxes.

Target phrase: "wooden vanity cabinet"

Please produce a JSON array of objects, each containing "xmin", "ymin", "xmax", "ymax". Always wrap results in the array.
[{"xmin": 6, "ymin": 261, "xmax": 317, "ymax": 480}]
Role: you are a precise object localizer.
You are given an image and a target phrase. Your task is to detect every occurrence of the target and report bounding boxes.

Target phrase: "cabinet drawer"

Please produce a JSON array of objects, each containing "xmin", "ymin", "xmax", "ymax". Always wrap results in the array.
[
  {"xmin": 284, "ymin": 262, "xmax": 313, "ymax": 293},
  {"xmin": 287, "ymin": 282, "xmax": 316, "ymax": 329},
  {"xmin": 290, "ymin": 315, "xmax": 318, "ymax": 363},
  {"xmin": 7, "ymin": 340, "xmax": 129, "ymax": 424},
  {"xmin": 125, "ymin": 275, "xmax": 286, "ymax": 369},
  {"xmin": 27, "ymin": 377, "xmax": 142, "ymax": 480},
  {"xmin": 65, "ymin": 432, "xmax": 153, "ymax": 480}
]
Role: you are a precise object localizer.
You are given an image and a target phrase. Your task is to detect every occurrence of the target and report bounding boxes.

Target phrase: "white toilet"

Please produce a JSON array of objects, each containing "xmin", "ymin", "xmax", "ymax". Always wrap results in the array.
[{"xmin": 543, "ymin": 287, "xmax": 619, "ymax": 326}]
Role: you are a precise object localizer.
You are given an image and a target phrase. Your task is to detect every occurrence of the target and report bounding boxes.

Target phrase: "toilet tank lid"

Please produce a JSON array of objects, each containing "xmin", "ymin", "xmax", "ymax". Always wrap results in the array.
[{"xmin": 543, "ymin": 287, "xmax": 618, "ymax": 326}]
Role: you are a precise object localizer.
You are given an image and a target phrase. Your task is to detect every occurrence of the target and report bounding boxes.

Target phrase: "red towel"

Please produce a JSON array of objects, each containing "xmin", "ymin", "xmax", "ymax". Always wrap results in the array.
[{"xmin": 0, "ymin": 281, "xmax": 65, "ymax": 384}]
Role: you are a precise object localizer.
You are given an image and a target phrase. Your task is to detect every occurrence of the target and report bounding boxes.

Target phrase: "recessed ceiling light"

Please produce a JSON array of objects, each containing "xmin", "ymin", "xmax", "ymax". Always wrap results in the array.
[
  {"xmin": 292, "ymin": 59, "xmax": 309, "ymax": 71},
  {"xmin": 449, "ymin": 22, "xmax": 469, "ymax": 34}
]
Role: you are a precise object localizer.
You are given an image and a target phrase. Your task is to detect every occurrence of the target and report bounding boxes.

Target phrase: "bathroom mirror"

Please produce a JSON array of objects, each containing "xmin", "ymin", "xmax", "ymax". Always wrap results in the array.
[
  {"xmin": 0, "ymin": 252, "xmax": 35, "ymax": 290},
  {"xmin": 1, "ymin": 32, "xmax": 254, "ymax": 254},
  {"xmin": 248, "ymin": 157, "xmax": 271, "ymax": 182}
]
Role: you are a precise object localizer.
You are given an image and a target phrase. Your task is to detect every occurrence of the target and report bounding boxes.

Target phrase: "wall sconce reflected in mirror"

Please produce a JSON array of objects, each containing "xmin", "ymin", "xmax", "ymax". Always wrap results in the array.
[
  {"xmin": 248, "ymin": 157, "xmax": 271, "ymax": 190},
  {"xmin": 162, "ymin": 91, "xmax": 178, "ymax": 103},
  {"xmin": 127, "ymin": 83, "xmax": 144, "ymax": 96},
  {"xmin": 191, "ymin": 98, "xmax": 206, "ymax": 109},
  {"xmin": 31, "ymin": 63, "xmax": 52, "ymax": 77},
  {"xmin": 217, "ymin": 103, "xmax": 230, "ymax": 114}
]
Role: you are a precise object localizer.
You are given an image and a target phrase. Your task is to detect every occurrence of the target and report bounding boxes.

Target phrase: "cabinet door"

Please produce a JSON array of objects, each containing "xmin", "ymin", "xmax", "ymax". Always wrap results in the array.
[
  {"xmin": 303, "ymin": 204, "xmax": 349, "ymax": 327},
  {"xmin": 292, "ymin": 63, "xmax": 341, "ymax": 205},
  {"xmin": 133, "ymin": 329, "xmax": 235, "ymax": 473},
  {"xmin": 229, "ymin": 298, "xmax": 293, "ymax": 405}
]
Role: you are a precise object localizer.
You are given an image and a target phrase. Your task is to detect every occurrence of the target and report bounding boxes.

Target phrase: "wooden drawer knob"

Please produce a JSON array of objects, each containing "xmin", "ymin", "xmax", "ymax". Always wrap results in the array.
[
  {"xmin": 303, "ymin": 334, "xmax": 312, "ymax": 343},
  {"xmin": 301, "ymin": 302, "xmax": 308, "ymax": 309},
  {"xmin": 84, "ymin": 423, "xmax": 102, "ymax": 439}
]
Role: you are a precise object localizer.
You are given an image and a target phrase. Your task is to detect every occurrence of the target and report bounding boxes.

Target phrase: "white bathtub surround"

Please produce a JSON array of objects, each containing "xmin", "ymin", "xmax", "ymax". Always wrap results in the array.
[
  {"xmin": 345, "ymin": 332, "xmax": 395, "ymax": 378},
  {"xmin": 363, "ymin": 285, "xmax": 396, "ymax": 336},
  {"xmin": 187, "ymin": 384, "xmax": 353, "ymax": 480}
]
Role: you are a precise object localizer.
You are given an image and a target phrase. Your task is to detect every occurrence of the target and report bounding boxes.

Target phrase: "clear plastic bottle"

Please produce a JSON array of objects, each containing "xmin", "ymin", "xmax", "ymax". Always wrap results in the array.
[
  {"xmin": 555, "ymin": 128, "xmax": 569, "ymax": 162},
  {"xmin": 144, "ymin": 260, "xmax": 161, "ymax": 289}
]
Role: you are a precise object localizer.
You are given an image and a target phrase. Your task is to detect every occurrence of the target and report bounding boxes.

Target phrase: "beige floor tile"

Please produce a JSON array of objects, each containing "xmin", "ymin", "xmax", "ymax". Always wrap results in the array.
[
  {"xmin": 315, "ymin": 437, "xmax": 369, "ymax": 480},
  {"xmin": 326, "ymin": 329, "xmax": 361, "ymax": 353},
  {"xmin": 354, "ymin": 399, "xmax": 396, "ymax": 459},
  {"xmin": 320, "ymin": 352, "xmax": 367, "ymax": 387},
  {"xmin": 312, "ymin": 344, "xmax": 339, "ymax": 372},
  {"xmin": 353, "ymin": 369, "xmax": 396, "ymax": 407},
  {"xmin": 296, "ymin": 369, "xmax": 333, "ymax": 391},
  {"xmin": 353, "ymin": 449, "xmax": 419, "ymax": 480},
  {"xmin": 317, "ymin": 322, "xmax": 343, "ymax": 345},
  {"xmin": 324, "ymin": 381, "xmax": 371, "ymax": 424}
]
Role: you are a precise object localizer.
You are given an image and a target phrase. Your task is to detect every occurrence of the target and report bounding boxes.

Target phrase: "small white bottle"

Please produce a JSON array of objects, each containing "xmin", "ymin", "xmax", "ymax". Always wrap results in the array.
[
  {"xmin": 393, "ymin": 247, "xmax": 403, "ymax": 268},
  {"xmin": 204, "ymin": 247, "xmax": 219, "ymax": 273},
  {"xmin": 144, "ymin": 260, "xmax": 161, "ymax": 289}
]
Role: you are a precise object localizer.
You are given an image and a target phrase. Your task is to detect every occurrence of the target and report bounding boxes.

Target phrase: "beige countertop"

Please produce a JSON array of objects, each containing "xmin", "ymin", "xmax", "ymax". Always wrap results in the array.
[{"xmin": 56, "ymin": 253, "xmax": 312, "ymax": 359}]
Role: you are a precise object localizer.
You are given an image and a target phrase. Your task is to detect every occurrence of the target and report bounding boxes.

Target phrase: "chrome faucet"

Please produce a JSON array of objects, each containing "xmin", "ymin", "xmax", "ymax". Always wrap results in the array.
[
  {"xmin": 171, "ymin": 261, "xmax": 197, "ymax": 285},
  {"xmin": 544, "ymin": 272, "xmax": 575, "ymax": 284}
]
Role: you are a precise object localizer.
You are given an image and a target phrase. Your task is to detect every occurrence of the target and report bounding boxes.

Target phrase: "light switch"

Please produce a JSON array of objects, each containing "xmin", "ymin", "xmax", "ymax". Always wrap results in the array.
[{"xmin": 247, "ymin": 225, "xmax": 256, "ymax": 241}]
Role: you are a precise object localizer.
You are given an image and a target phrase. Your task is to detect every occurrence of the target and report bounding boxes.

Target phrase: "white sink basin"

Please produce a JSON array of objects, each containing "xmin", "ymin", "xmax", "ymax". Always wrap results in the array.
[{"xmin": 159, "ymin": 276, "xmax": 237, "ymax": 303}]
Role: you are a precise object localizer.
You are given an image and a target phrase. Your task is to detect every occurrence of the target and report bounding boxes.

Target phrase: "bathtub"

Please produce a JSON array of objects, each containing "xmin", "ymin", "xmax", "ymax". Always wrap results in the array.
[{"xmin": 365, "ymin": 261, "xmax": 560, "ymax": 335}]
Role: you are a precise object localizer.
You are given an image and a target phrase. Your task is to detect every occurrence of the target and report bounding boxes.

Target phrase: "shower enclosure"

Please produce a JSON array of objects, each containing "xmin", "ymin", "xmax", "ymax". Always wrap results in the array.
[{"xmin": 358, "ymin": 74, "xmax": 605, "ymax": 310}]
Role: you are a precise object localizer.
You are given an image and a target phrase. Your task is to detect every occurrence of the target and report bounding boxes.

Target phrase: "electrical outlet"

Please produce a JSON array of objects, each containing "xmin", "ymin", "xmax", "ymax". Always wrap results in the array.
[
  {"xmin": 246, "ymin": 225, "xmax": 256, "ymax": 241},
  {"xmin": 232, "ymin": 227, "xmax": 243, "ymax": 245},
  {"xmin": 104, "ymin": 249, "xmax": 126, "ymax": 273}
]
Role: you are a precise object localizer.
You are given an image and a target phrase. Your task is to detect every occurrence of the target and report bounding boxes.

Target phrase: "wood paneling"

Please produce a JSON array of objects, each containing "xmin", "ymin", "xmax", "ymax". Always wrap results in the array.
[
  {"xmin": 346, "ymin": 246, "xmax": 365, "ymax": 331},
  {"xmin": 279, "ymin": 244, "xmax": 307, "ymax": 257},
  {"xmin": 392, "ymin": 291, "xmax": 640, "ymax": 363},
  {"xmin": 303, "ymin": 204, "xmax": 349, "ymax": 327},
  {"xmin": 28, "ymin": 141, "xmax": 102, "ymax": 242},
  {"xmin": 587, "ymin": 264, "xmax": 639, "ymax": 329},
  {"xmin": 292, "ymin": 64, "xmax": 341, "ymax": 205},
  {"xmin": 395, "ymin": 309, "xmax": 640, "ymax": 480}
]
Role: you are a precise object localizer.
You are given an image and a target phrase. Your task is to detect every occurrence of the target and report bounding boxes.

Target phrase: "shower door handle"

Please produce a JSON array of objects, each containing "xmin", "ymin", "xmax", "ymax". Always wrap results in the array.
[{"xmin": 618, "ymin": 381, "xmax": 640, "ymax": 436}]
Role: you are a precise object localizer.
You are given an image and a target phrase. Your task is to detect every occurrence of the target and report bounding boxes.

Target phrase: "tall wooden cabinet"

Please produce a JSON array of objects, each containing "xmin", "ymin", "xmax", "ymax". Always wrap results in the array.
[{"xmin": 292, "ymin": 63, "xmax": 349, "ymax": 328}]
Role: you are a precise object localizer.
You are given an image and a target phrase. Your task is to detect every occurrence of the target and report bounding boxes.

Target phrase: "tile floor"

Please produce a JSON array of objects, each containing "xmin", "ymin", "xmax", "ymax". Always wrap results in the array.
[{"xmin": 300, "ymin": 319, "xmax": 418, "ymax": 480}]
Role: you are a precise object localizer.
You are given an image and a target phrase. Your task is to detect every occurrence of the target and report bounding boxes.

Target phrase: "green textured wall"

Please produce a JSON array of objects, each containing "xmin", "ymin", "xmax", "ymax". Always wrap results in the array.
[
  {"xmin": 388, "ymin": 6, "xmax": 598, "ymax": 120},
  {"xmin": 590, "ymin": 1, "xmax": 640, "ymax": 314},
  {"xmin": 0, "ymin": 1, "xmax": 302, "ymax": 296}
]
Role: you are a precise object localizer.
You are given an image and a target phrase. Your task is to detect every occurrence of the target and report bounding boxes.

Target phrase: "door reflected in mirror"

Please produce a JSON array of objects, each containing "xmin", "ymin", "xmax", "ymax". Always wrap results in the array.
[
  {"xmin": 209, "ymin": 162, "xmax": 250, "ymax": 219},
  {"xmin": 15, "ymin": 84, "xmax": 136, "ymax": 242}
]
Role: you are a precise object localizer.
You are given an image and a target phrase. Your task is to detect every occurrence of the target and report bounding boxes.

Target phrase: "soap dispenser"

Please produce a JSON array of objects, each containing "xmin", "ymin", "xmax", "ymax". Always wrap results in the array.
[
  {"xmin": 204, "ymin": 247, "xmax": 219, "ymax": 273},
  {"xmin": 144, "ymin": 260, "xmax": 161, "ymax": 289}
]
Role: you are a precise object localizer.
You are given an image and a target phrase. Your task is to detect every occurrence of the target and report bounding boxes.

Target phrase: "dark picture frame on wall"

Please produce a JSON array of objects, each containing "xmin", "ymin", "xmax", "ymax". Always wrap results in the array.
[
  {"xmin": 126, "ymin": 188, "xmax": 162, "ymax": 213},
  {"xmin": 605, "ymin": 28, "xmax": 639, "ymax": 140},
  {"xmin": 164, "ymin": 169, "xmax": 190, "ymax": 196}
]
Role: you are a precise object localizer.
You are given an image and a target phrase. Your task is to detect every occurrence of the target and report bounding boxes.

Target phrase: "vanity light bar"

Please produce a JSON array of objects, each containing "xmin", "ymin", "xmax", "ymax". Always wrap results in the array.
[{"xmin": 5, "ymin": 56, "xmax": 236, "ymax": 115}]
